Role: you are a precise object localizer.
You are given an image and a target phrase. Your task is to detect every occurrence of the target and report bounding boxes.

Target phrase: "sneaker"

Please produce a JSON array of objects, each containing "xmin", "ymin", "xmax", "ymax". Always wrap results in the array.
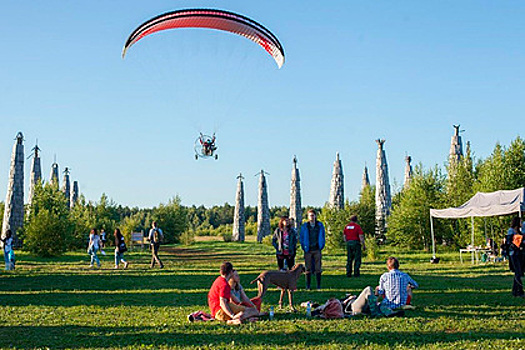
[
  {"xmin": 124, "ymin": 262, "xmax": 129, "ymax": 269},
  {"xmin": 89, "ymin": 264, "xmax": 94, "ymax": 268},
  {"xmin": 114, "ymin": 265, "xmax": 119, "ymax": 269},
  {"xmin": 400, "ymin": 305, "xmax": 416, "ymax": 310},
  {"xmin": 187, "ymin": 314, "xmax": 195, "ymax": 322}
]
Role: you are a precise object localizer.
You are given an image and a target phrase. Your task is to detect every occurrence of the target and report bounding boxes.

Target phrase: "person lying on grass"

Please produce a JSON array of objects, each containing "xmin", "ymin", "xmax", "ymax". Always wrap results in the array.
[
  {"xmin": 347, "ymin": 256, "xmax": 418, "ymax": 315},
  {"xmin": 208, "ymin": 261, "xmax": 260, "ymax": 324}
]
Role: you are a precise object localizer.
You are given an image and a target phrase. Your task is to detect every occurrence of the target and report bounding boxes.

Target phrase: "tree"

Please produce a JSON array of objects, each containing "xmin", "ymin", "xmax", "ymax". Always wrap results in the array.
[
  {"xmin": 120, "ymin": 212, "xmax": 146, "ymax": 243},
  {"xmin": 475, "ymin": 143, "xmax": 505, "ymax": 193},
  {"xmin": 320, "ymin": 187, "xmax": 375, "ymax": 253},
  {"xmin": 24, "ymin": 182, "xmax": 74, "ymax": 257},
  {"xmin": 444, "ymin": 143, "xmax": 476, "ymax": 246},
  {"xmin": 503, "ymin": 136, "xmax": 525, "ymax": 189},
  {"xmin": 149, "ymin": 196, "xmax": 188, "ymax": 243},
  {"xmin": 388, "ymin": 165, "xmax": 447, "ymax": 250}
]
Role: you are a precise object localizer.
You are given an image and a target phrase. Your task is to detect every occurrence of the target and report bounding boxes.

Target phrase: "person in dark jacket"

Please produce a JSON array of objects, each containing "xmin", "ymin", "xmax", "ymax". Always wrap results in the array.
[
  {"xmin": 114, "ymin": 228, "xmax": 129, "ymax": 269},
  {"xmin": 272, "ymin": 216, "xmax": 298, "ymax": 271},
  {"xmin": 505, "ymin": 217, "xmax": 524, "ymax": 297},
  {"xmin": 148, "ymin": 221, "xmax": 164, "ymax": 269},
  {"xmin": 299, "ymin": 209, "xmax": 326, "ymax": 290}
]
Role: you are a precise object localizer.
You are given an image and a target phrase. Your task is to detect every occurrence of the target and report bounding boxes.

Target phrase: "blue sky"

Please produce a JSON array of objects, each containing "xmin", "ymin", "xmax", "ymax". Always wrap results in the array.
[{"xmin": 1, "ymin": 1, "xmax": 524, "ymax": 208}]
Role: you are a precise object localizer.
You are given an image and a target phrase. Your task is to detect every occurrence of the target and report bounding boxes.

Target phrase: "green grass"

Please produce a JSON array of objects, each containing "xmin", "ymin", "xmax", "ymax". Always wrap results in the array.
[{"xmin": 1, "ymin": 239, "xmax": 524, "ymax": 349}]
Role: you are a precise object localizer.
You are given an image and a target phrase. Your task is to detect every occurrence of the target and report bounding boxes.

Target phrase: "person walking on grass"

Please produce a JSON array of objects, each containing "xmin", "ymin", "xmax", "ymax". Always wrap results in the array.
[
  {"xmin": 505, "ymin": 217, "xmax": 524, "ymax": 297},
  {"xmin": 114, "ymin": 228, "xmax": 129, "ymax": 269},
  {"xmin": 299, "ymin": 209, "xmax": 326, "ymax": 290},
  {"xmin": 99, "ymin": 228, "xmax": 107, "ymax": 256},
  {"xmin": 1, "ymin": 229, "xmax": 15, "ymax": 270},
  {"xmin": 208, "ymin": 261, "xmax": 259, "ymax": 324},
  {"xmin": 148, "ymin": 221, "xmax": 164, "ymax": 269},
  {"xmin": 272, "ymin": 216, "xmax": 298, "ymax": 271},
  {"xmin": 87, "ymin": 228, "xmax": 101, "ymax": 268},
  {"xmin": 344, "ymin": 215, "xmax": 366, "ymax": 277}
]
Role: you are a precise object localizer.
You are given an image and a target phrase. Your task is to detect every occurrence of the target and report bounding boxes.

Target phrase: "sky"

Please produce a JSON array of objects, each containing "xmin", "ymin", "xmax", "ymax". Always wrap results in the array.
[{"xmin": 1, "ymin": 1, "xmax": 524, "ymax": 208}]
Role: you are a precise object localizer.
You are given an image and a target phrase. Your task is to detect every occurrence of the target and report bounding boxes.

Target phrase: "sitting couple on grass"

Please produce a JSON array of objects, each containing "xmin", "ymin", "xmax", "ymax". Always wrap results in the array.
[
  {"xmin": 344, "ymin": 256, "xmax": 418, "ymax": 316},
  {"xmin": 208, "ymin": 261, "xmax": 263, "ymax": 324}
]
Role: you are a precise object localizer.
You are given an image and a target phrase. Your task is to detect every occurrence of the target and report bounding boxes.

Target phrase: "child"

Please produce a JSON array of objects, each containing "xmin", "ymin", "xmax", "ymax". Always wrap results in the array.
[{"xmin": 1, "ymin": 230, "xmax": 15, "ymax": 270}]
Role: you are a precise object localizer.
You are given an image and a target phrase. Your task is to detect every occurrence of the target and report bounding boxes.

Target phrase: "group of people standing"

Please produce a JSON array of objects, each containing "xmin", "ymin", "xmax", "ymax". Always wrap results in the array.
[
  {"xmin": 271, "ymin": 209, "xmax": 325, "ymax": 289},
  {"xmin": 271, "ymin": 209, "xmax": 366, "ymax": 290}
]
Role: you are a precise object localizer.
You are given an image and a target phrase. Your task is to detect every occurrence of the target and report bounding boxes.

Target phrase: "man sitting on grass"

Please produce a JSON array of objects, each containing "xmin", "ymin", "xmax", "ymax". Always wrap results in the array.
[
  {"xmin": 208, "ymin": 261, "xmax": 259, "ymax": 324},
  {"xmin": 348, "ymin": 256, "xmax": 418, "ymax": 315}
]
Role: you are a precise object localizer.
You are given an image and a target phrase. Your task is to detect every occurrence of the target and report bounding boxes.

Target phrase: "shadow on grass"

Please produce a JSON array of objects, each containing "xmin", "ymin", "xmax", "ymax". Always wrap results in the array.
[{"xmin": 2, "ymin": 325, "xmax": 523, "ymax": 349}]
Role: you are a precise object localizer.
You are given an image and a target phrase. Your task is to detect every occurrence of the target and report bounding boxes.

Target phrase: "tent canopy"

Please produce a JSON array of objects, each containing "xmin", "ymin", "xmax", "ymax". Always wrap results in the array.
[
  {"xmin": 429, "ymin": 187, "xmax": 524, "ymax": 259},
  {"xmin": 430, "ymin": 188, "xmax": 525, "ymax": 219}
]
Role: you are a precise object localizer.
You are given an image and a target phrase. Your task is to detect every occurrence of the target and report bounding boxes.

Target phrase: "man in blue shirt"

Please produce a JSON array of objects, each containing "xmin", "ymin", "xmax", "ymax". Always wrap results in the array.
[
  {"xmin": 299, "ymin": 209, "xmax": 326, "ymax": 290},
  {"xmin": 376, "ymin": 257, "xmax": 418, "ymax": 309},
  {"xmin": 349, "ymin": 257, "xmax": 418, "ymax": 315}
]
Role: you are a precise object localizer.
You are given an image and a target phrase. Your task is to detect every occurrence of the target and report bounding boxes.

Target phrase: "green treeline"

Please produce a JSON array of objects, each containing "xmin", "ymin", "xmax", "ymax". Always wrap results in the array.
[
  {"xmin": 321, "ymin": 136, "xmax": 524, "ymax": 253},
  {"xmin": 4, "ymin": 136, "xmax": 524, "ymax": 257}
]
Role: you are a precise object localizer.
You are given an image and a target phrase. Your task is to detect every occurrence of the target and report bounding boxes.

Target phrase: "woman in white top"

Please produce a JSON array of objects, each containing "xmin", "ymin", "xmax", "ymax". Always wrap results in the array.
[
  {"xmin": 87, "ymin": 228, "xmax": 101, "ymax": 268},
  {"xmin": 1, "ymin": 229, "xmax": 14, "ymax": 270}
]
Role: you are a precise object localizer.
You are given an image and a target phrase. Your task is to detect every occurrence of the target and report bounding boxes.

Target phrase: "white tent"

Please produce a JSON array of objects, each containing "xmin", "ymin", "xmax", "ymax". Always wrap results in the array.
[{"xmin": 429, "ymin": 188, "xmax": 525, "ymax": 258}]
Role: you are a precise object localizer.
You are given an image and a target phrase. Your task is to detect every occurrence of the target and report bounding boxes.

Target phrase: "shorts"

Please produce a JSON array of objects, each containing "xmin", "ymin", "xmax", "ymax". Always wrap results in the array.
[{"xmin": 214, "ymin": 303, "xmax": 246, "ymax": 321}]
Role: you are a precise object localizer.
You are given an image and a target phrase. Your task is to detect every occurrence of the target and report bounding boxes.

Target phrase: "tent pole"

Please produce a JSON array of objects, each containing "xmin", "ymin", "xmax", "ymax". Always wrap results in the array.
[
  {"xmin": 484, "ymin": 218, "xmax": 487, "ymax": 243},
  {"xmin": 430, "ymin": 216, "xmax": 435, "ymax": 258},
  {"xmin": 471, "ymin": 216, "xmax": 475, "ymax": 264}
]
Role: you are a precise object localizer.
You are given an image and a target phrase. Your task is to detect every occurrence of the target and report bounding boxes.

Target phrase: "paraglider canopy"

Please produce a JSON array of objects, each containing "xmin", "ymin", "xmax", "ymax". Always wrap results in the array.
[{"xmin": 122, "ymin": 8, "xmax": 285, "ymax": 68}]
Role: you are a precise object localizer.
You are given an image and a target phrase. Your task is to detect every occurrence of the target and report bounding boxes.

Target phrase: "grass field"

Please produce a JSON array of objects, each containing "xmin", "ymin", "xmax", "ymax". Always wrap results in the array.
[{"xmin": 1, "ymin": 238, "xmax": 524, "ymax": 349}]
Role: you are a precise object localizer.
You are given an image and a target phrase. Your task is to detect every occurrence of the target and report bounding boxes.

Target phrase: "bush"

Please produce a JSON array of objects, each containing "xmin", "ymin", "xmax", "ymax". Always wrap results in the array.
[
  {"xmin": 25, "ymin": 209, "xmax": 72, "ymax": 257},
  {"xmin": 25, "ymin": 182, "xmax": 74, "ymax": 257},
  {"xmin": 262, "ymin": 235, "xmax": 273, "ymax": 247},
  {"xmin": 222, "ymin": 233, "xmax": 232, "ymax": 242},
  {"xmin": 365, "ymin": 236, "xmax": 380, "ymax": 261},
  {"xmin": 180, "ymin": 230, "xmax": 195, "ymax": 245},
  {"xmin": 149, "ymin": 196, "xmax": 188, "ymax": 244}
]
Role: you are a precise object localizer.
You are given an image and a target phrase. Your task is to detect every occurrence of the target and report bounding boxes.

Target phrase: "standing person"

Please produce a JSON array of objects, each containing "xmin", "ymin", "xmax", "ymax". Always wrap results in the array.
[
  {"xmin": 208, "ymin": 261, "xmax": 259, "ymax": 324},
  {"xmin": 87, "ymin": 229, "xmax": 101, "ymax": 268},
  {"xmin": 100, "ymin": 229, "xmax": 107, "ymax": 255},
  {"xmin": 148, "ymin": 221, "xmax": 164, "ymax": 269},
  {"xmin": 505, "ymin": 217, "xmax": 524, "ymax": 297},
  {"xmin": 299, "ymin": 209, "xmax": 326, "ymax": 290},
  {"xmin": 114, "ymin": 228, "xmax": 129, "ymax": 269},
  {"xmin": 272, "ymin": 216, "xmax": 297, "ymax": 271},
  {"xmin": 1, "ymin": 230, "xmax": 14, "ymax": 270},
  {"xmin": 343, "ymin": 215, "xmax": 366, "ymax": 277}
]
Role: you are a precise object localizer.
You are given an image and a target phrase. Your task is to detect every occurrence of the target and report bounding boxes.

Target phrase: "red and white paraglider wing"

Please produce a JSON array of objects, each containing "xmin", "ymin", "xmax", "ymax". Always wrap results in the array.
[{"xmin": 122, "ymin": 9, "xmax": 285, "ymax": 68}]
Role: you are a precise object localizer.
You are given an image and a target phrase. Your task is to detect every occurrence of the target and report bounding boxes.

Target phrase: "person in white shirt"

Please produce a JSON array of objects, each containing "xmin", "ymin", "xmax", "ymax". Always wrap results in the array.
[{"xmin": 87, "ymin": 228, "xmax": 101, "ymax": 268}]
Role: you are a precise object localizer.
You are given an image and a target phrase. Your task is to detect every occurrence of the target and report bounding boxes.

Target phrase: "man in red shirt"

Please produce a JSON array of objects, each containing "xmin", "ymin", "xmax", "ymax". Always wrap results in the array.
[
  {"xmin": 208, "ymin": 261, "xmax": 258, "ymax": 324},
  {"xmin": 343, "ymin": 215, "xmax": 366, "ymax": 278}
]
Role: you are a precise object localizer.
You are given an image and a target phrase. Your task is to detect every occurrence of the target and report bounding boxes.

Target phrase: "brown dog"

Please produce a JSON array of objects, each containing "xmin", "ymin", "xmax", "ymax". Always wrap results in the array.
[{"xmin": 250, "ymin": 264, "xmax": 306, "ymax": 311}]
